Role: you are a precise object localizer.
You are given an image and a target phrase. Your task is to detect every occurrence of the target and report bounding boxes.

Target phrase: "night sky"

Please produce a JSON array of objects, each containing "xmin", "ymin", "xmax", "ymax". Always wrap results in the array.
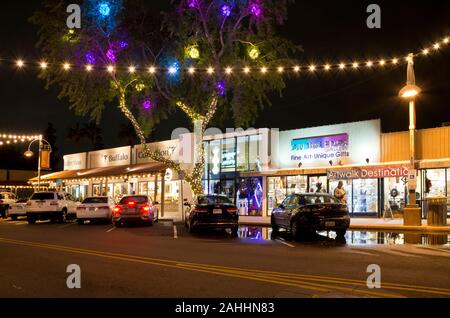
[{"xmin": 0, "ymin": 0, "xmax": 449, "ymax": 170}]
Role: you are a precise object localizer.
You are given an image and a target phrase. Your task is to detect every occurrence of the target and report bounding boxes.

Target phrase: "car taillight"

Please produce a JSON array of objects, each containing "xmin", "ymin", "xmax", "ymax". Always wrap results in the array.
[
  {"xmin": 227, "ymin": 207, "xmax": 238, "ymax": 214},
  {"xmin": 141, "ymin": 205, "xmax": 151, "ymax": 213},
  {"xmin": 193, "ymin": 208, "xmax": 208, "ymax": 213},
  {"xmin": 113, "ymin": 206, "xmax": 122, "ymax": 216},
  {"xmin": 127, "ymin": 201, "xmax": 137, "ymax": 208}
]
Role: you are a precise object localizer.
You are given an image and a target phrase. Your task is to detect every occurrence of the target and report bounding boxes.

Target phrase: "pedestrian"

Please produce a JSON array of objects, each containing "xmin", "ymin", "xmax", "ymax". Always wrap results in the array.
[
  {"xmin": 316, "ymin": 182, "xmax": 323, "ymax": 193},
  {"xmin": 334, "ymin": 181, "xmax": 347, "ymax": 205}
]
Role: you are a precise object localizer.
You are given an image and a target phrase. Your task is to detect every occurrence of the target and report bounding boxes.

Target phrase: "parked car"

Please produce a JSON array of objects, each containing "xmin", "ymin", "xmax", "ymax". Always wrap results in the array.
[
  {"xmin": 0, "ymin": 192, "xmax": 17, "ymax": 218},
  {"xmin": 76, "ymin": 196, "xmax": 115, "ymax": 225},
  {"xmin": 271, "ymin": 193, "xmax": 350, "ymax": 239},
  {"xmin": 185, "ymin": 195, "xmax": 239, "ymax": 235},
  {"xmin": 26, "ymin": 191, "xmax": 80, "ymax": 224},
  {"xmin": 8, "ymin": 198, "xmax": 29, "ymax": 220},
  {"xmin": 112, "ymin": 195, "xmax": 159, "ymax": 227}
]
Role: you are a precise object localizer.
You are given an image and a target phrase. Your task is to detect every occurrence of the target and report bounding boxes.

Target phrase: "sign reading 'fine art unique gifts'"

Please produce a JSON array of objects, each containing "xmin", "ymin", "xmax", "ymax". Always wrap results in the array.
[{"xmin": 290, "ymin": 133, "xmax": 350, "ymax": 162}]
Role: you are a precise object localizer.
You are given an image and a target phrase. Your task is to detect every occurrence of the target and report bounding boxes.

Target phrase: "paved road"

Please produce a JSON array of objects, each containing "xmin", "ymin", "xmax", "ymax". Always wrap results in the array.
[{"xmin": 0, "ymin": 218, "xmax": 449, "ymax": 298}]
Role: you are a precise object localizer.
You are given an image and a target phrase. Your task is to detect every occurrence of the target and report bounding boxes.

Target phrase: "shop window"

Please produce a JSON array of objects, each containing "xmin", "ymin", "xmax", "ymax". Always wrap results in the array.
[
  {"xmin": 221, "ymin": 138, "xmax": 236, "ymax": 173},
  {"xmin": 352, "ymin": 179, "xmax": 378, "ymax": 214},
  {"xmin": 268, "ymin": 176, "xmax": 287, "ymax": 215},
  {"xmin": 447, "ymin": 169, "xmax": 450, "ymax": 211},
  {"xmin": 425, "ymin": 169, "xmax": 446, "ymax": 197},
  {"xmin": 237, "ymin": 177, "xmax": 263, "ymax": 216},
  {"xmin": 236, "ymin": 136, "xmax": 249, "ymax": 171},
  {"xmin": 384, "ymin": 177, "xmax": 407, "ymax": 215},
  {"xmin": 286, "ymin": 175, "xmax": 307, "ymax": 195},
  {"xmin": 309, "ymin": 176, "xmax": 327, "ymax": 193},
  {"xmin": 249, "ymin": 134, "xmax": 262, "ymax": 171},
  {"xmin": 329, "ymin": 180, "xmax": 354, "ymax": 213},
  {"xmin": 208, "ymin": 140, "xmax": 221, "ymax": 179},
  {"xmin": 164, "ymin": 181, "xmax": 180, "ymax": 213}
]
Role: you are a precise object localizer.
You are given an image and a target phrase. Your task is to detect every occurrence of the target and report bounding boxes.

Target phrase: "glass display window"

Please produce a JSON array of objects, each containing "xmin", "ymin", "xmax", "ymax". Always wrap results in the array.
[
  {"xmin": 286, "ymin": 175, "xmax": 308, "ymax": 195},
  {"xmin": 164, "ymin": 181, "xmax": 180, "ymax": 213},
  {"xmin": 267, "ymin": 176, "xmax": 287, "ymax": 215},
  {"xmin": 425, "ymin": 169, "xmax": 446, "ymax": 197},
  {"xmin": 221, "ymin": 138, "xmax": 236, "ymax": 173},
  {"xmin": 237, "ymin": 177, "xmax": 263, "ymax": 216},
  {"xmin": 329, "ymin": 180, "xmax": 353, "ymax": 213},
  {"xmin": 309, "ymin": 175, "xmax": 328, "ymax": 193},
  {"xmin": 447, "ymin": 169, "xmax": 450, "ymax": 212},
  {"xmin": 208, "ymin": 140, "xmax": 222, "ymax": 179},
  {"xmin": 384, "ymin": 177, "xmax": 407, "ymax": 214},
  {"xmin": 236, "ymin": 136, "xmax": 249, "ymax": 171},
  {"xmin": 352, "ymin": 179, "xmax": 378, "ymax": 214},
  {"xmin": 249, "ymin": 134, "xmax": 262, "ymax": 171}
]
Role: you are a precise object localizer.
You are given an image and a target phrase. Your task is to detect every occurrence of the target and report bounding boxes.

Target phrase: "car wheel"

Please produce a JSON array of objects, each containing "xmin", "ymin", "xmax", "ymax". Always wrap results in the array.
[
  {"xmin": 230, "ymin": 227, "xmax": 239, "ymax": 237},
  {"xmin": 271, "ymin": 216, "xmax": 279, "ymax": 234},
  {"xmin": 27, "ymin": 216, "xmax": 36, "ymax": 225},
  {"xmin": 77, "ymin": 219, "xmax": 84, "ymax": 225},
  {"xmin": 11, "ymin": 215, "xmax": 17, "ymax": 221},
  {"xmin": 290, "ymin": 221, "xmax": 300, "ymax": 241},
  {"xmin": 336, "ymin": 230, "xmax": 347, "ymax": 238}
]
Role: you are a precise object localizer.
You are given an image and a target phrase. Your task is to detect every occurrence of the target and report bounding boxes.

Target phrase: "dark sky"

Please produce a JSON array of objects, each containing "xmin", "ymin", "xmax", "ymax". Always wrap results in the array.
[{"xmin": 0, "ymin": 0, "xmax": 449, "ymax": 169}]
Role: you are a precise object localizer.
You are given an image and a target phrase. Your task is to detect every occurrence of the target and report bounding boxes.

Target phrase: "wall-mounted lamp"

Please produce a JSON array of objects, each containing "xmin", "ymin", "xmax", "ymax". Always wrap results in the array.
[
  {"xmin": 298, "ymin": 162, "xmax": 302, "ymax": 168},
  {"xmin": 329, "ymin": 160, "xmax": 333, "ymax": 166},
  {"xmin": 366, "ymin": 158, "xmax": 370, "ymax": 164}
]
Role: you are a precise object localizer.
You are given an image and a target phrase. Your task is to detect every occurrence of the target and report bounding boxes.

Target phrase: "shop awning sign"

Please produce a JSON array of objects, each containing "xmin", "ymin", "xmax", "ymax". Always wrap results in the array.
[{"xmin": 327, "ymin": 166, "xmax": 409, "ymax": 180}]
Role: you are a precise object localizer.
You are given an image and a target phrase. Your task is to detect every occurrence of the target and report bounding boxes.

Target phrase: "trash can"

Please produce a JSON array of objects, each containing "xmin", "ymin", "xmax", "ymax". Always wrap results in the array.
[{"xmin": 426, "ymin": 197, "xmax": 447, "ymax": 226}]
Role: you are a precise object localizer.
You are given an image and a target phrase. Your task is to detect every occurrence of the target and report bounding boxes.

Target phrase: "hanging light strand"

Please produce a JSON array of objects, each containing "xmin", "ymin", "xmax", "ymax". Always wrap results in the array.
[{"xmin": 3, "ymin": 34, "xmax": 449, "ymax": 77}]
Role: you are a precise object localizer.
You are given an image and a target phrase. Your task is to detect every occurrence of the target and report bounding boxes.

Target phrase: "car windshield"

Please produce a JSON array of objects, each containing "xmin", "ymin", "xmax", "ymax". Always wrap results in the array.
[
  {"xmin": 120, "ymin": 196, "xmax": 148, "ymax": 204},
  {"xmin": 30, "ymin": 193, "xmax": 55, "ymax": 200},
  {"xmin": 301, "ymin": 195, "xmax": 339, "ymax": 205},
  {"xmin": 198, "ymin": 196, "xmax": 232, "ymax": 205},
  {"xmin": 83, "ymin": 197, "xmax": 108, "ymax": 204}
]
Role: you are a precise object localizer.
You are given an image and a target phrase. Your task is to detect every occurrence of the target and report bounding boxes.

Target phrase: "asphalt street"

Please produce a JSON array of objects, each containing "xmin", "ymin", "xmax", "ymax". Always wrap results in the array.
[{"xmin": 0, "ymin": 218, "xmax": 449, "ymax": 298}]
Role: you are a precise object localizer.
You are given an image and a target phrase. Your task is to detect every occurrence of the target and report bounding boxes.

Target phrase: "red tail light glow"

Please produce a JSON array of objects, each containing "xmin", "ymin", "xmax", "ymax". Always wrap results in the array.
[
  {"xmin": 227, "ymin": 207, "xmax": 238, "ymax": 213},
  {"xmin": 77, "ymin": 206, "xmax": 86, "ymax": 210},
  {"xmin": 141, "ymin": 205, "xmax": 151, "ymax": 213},
  {"xmin": 113, "ymin": 206, "xmax": 122, "ymax": 216},
  {"xmin": 127, "ymin": 201, "xmax": 137, "ymax": 208}
]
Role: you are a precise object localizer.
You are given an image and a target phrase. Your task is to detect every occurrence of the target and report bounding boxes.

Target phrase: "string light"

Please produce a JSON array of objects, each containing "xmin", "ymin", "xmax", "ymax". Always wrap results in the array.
[
  {"xmin": 1, "ymin": 34, "xmax": 448, "ymax": 77},
  {"xmin": 0, "ymin": 133, "xmax": 41, "ymax": 146}
]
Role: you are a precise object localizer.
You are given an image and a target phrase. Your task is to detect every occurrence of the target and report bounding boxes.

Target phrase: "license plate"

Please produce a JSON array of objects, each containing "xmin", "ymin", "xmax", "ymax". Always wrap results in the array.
[
  {"xmin": 325, "ymin": 221, "xmax": 336, "ymax": 227},
  {"xmin": 213, "ymin": 209, "xmax": 222, "ymax": 214}
]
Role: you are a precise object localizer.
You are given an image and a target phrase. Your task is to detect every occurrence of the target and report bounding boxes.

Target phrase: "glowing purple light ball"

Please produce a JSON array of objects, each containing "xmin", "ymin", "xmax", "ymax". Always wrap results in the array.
[
  {"xmin": 221, "ymin": 4, "xmax": 232, "ymax": 17},
  {"xmin": 142, "ymin": 99, "xmax": 152, "ymax": 110},
  {"xmin": 106, "ymin": 49, "xmax": 116, "ymax": 62},
  {"xmin": 85, "ymin": 51, "xmax": 96, "ymax": 65},
  {"xmin": 249, "ymin": 2, "xmax": 262, "ymax": 17},
  {"xmin": 216, "ymin": 81, "xmax": 226, "ymax": 96}
]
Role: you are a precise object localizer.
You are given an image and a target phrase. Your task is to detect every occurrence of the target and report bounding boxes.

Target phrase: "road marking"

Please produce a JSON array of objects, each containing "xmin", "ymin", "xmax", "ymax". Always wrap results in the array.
[
  {"xmin": 15, "ymin": 222, "xmax": 27, "ymax": 226},
  {"xmin": 276, "ymin": 238, "xmax": 295, "ymax": 248},
  {"xmin": 173, "ymin": 225, "xmax": 178, "ymax": 239},
  {"xmin": 2, "ymin": 237, "xmax": 450, "ymax": 297},
  {"xmin": 106, "ymin": 226, "xmax": 116, "ymax": 233}
]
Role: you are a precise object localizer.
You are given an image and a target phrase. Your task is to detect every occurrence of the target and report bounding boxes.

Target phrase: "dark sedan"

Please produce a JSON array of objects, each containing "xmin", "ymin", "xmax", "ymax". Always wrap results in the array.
[
  {"xmin": 271, "ymin": 193, "xmax": 350, "ymax": 239},
  {"xmin": 185, "ymin": 195, "xmax": 239, "ymax": 235}
]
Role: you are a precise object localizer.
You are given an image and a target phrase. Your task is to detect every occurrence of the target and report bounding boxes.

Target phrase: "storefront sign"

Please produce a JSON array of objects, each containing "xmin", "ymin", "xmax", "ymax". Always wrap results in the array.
[
  {"xmin": 63, "ymin": 153, "xmax": 87, "ymax": 171},
  {"xmin": 291, "ymin": 133, "xmax": 349, "ymax": 162},
  {"xmin": 278, "ymin": 119, "xmax": 381, "ymax": 169},
  {"xmin": 164, "ymin": 169, "xmax": 173, "ymax": 182},
  {"xmin": 327, "ymin": 166, "xmax": 409, "ymax": 180},
  {"xmin": 89, "ymin": 146, "xmax": 131, "ymax": 168},
  {"xmin": 135, "ymin": 140, "xmax": 179, "ymax": 164}
]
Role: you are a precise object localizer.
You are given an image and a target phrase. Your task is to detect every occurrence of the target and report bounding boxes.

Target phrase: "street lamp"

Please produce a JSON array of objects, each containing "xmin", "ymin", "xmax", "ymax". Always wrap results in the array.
[
  {"xmin": 24, "ymin": 135, "xmax": 52, "ymax": 191},
  {"xmin": 399, "ymin": 53, "xmax": 422, "ymax": 225}
]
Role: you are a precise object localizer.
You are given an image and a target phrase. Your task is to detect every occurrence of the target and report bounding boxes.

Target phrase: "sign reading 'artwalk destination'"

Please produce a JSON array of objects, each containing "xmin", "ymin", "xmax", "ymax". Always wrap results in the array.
[{"xmin": 327, "ymin": 166, "xmax": 409, "ymax": 180}]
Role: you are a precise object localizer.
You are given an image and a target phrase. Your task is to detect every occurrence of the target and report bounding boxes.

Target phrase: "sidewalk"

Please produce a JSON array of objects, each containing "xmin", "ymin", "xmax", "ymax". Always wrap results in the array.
[{"xmin": 239, "ymin": 216, "xmax": 450, "ymax": 233}]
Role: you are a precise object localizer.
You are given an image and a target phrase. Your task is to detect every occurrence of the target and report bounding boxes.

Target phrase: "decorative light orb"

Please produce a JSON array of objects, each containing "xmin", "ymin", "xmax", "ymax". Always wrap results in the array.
[
  {"xmin": 16, "ymin": 60, "xmax": 25, "ymax": 68},
  {"xmin": 249, "ymin": 2, "xmax": 262, "ymax": 17},
  {"xmin": 216, "ymin": 81, "xmax": 226, "ymax": 96},
  {"xmin": 128, "ymin": 65, "xmax": 136, "ymax": 73},
  {"xmin": 309, "ymin": 65, "xmax": 316, "ymax": 72},
  {"xmin": 243, "ymin": 67, "xmax": 250, "ymax": 74},
  {"xmin": 187, "ymin": 0, "xmax": 197, "ymax": 8},
  {"xmin": 107, "ymin": 65, "xmax": 115, "ymax": 73},
  {"xmin": 85, "ymin": 64, "xmax": 93, "ymax": 72},
  {"xmin": 379, "ymin": 59, "xmax": 386, "ymax": 66},
  {"xmin": 188, "ymin": 67, "xmax": 196, "ymax": 74},
  {"xmin": 135, "ymin": 83, "xmax": 145, "ymax": 92},
  {"xmin": 339, "ymin": 63, "xmax": 345, "ymax": 70},
  {"xmin": 352, "ymin": 62, "xmax": 359, "ymax": 68},
  {"xmin": 366, "ymin": 61, "xmax": 373, "ymax": 67},
  {"xmin": 422, "ymin": 49, "xmax": 429, "ymax": 55},
  {"xmin": 293, "ymin": 65, "xmax": 300, "ymax": 72},
  {"xmin": 277, "ymin": 66, "xmax": 284, "ymax": 73},
  {"xmin": 207, "ymin": 67, "xmax": 214, "ymax": 75},
  {"xmin": 148, "ymin": 66, "xmax": 156, "ymax": 74},
  {"xmin": 142, "ymin": 99, "xmax": 152, "ymax": 110},
  {"xmin": 167, "ymin": 61, "xmax": 180, "ymax": 76},
  {"xmin": 324, "ymin": 64, "xmax": 331, "ymax": 71},
  {"xmin": 444, "ymin": 37, "xmax": 449, "ymax": 44},
  {"xmin": 392, "ymin": 58, "xmax": 398, "ymax": 64},
  {"xmin": 186, "ymin": 45, "xmax": 200, "ymax": 59},
  {"xmin": 63, "ymin": 63, "xmax": 71, "ymax": 71},
  {"xmin": 248, "ymin": 46, "xmax": 260, "ymax": 60},
  {"xmin": 85, "ymin": 51, "xmax": 96, "ymax": 65},
  {"xmin": 260, "ymin": 66, "xmax": 267, "ymax": 74},
  {"xmin": 433, "ymin": 43, "xmax": 440, "ymax": 50},
  {"xmin": 106, "ymin": 49, "xmax": 116, "ymax": 62},
  {"xmin": 225, "ymin": 67, "xmax": 233, "ymax": 75},
  {"xmin": 119, "ymin": 40, "xmax": 128, "ymax": 49},
  {"xmin": 98, "ymin": 2, "xmax": 111, "ymax": 16},
  {"xmin": 221, "ymin": 4, "xmax": 232, "ymax": 17}
]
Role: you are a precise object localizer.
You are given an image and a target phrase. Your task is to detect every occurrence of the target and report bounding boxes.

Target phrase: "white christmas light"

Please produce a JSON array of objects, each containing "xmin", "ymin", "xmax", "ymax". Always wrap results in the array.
[{"xmin": 16, "ymin": 59, "xmax": 25, "ymax": 68}]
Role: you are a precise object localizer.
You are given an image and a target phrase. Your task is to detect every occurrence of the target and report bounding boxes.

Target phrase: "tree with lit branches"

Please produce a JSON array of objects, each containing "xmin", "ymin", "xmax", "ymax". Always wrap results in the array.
[{"xmin": 31, "ymin": 0, "xmax": 300, "ymax": 196}]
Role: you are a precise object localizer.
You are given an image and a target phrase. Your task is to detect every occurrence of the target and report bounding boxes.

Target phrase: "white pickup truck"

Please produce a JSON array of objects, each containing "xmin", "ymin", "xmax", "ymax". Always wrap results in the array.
[{"xmin": 26, "ymin": 191, "xmax": 80, "ymax": 224}]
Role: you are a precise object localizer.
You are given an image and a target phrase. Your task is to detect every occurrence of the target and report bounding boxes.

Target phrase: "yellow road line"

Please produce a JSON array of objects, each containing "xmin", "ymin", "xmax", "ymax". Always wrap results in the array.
[{"xmin": 1, "ymin": 237, "xmax": 448, "ymax": 297}]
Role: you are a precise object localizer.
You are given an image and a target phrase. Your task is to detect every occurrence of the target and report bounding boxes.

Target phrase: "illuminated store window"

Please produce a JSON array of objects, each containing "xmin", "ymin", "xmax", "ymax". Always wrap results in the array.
[
  {"xmin": 286, "ymin": 175, "xmax": 307, "ymax": 195},
  {"xmin": 267, "ymin": 176, "xmax": 287, "ymax": 215},
  {"xmin": 249, "ymin": 135, "xmax": 262, "ymax": 171},
  {"xmin": 237, "ymin": 177, "xmax": 263, "ymax": 216},
  {"xmin": 384, "ymin": 177, "xmax": 407, "ymax": 215},
  {"xmin": 221, "ymin": 138, "xmax": 236, "ymax": 173},
  {"xmin": 447, "ymin": 169, "xmax": 450, "ymax": 211},
  {"xmin": 425, "ymin": 169, "xmax": 446, "ymax": 197},
  {"xmin": 236, "ymin": 136, "xmax": 249, "ymax": 171},
  {"xmin": 329, "ymin": 180, "xmax": 354, "ymax": 213},
  {"xmin": 164, "ymin": 181, "xmax": 180, "ymax": 213},
  {"xmin": 352, "ymin": 179, "xmax": 378, "ymax": 214},
  {"xmin": 208, "ymin": 140, "xmax": 221, "ymax": 179},
  {"xmin": 309, "ymin": 176, "xmax": 327, "ymax": 193}
]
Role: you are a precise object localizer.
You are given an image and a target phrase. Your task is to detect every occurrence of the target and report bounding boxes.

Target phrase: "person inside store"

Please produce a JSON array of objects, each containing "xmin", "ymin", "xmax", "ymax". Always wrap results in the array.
[
  {"xmin": 316, "ymin": 182, "xmax": 324, "ymax": 193},
  {"xmin": 334, "ymin": 181, "xmax": 347, "ymax": 205}
]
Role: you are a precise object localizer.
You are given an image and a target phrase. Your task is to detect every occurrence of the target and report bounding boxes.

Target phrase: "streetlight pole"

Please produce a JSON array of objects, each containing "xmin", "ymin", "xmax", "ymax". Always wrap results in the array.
[
  {"xmin": 24, "ymin": 135, "xmax": 52, "ymax": 192},
  {"xmin": 399, "ymin": 53, "xmax": 422, "ymax": 225}
]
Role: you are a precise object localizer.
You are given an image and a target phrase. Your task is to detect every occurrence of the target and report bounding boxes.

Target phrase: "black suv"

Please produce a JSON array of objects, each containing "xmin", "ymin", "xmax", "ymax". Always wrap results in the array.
[{"xmin": 271, "ymin": 193, "xmax": 350, "ymax": 239}]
